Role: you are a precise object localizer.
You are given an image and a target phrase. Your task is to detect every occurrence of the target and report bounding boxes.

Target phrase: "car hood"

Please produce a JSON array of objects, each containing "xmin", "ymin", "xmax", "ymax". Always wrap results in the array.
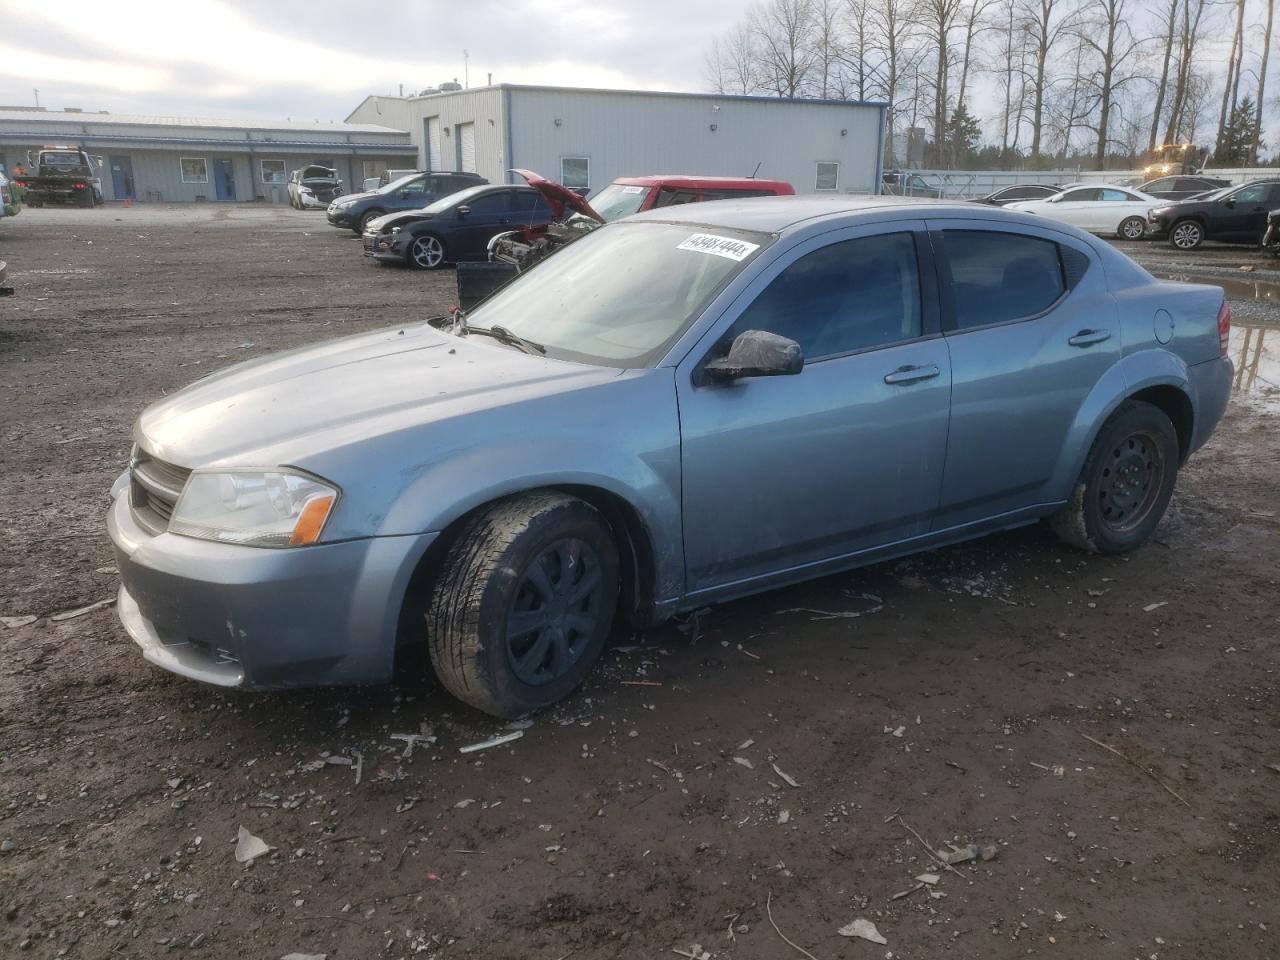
[
  {"xmin": 1152, "ymin": 199, "xmax": 1212, "ymax": 215},
  {"xmin": 336, "ymin": 190, "xmax": 377, "ymax": 204},
  {"xmin": 367, "ymin": 209, "xmax": 435, "ymax": 233},
  {"xmin": 511, "ymin": 168, "xmax": 605, "ymax": 223},
  {"xmin": 136, "ymin": 323, "xmax": 618, "ymax": 467}
]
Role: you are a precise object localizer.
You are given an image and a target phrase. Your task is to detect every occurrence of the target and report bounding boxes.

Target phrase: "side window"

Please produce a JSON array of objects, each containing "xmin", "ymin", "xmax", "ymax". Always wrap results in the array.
[
  {"xmin": 816, "ymin": 162, "xmax": 840, "ymax": 191},
  {"xmin": 655, "ymin": 187, "xmax": 701, "ymax": 207},
  {"xmin": 1266, "ymin": 184, "xmax": 1280, "ymax": 205},
  {"xmin": 1099, "ymin": 189, "xmax": 1130, "ymax": 201},
  {"xmin": 511, "ymin": 191, "xmax": 552, "ymax": 218},
  {"xmin": 1062, "ymin": 188, "xmax": 1100, "ymax": 202},
  {"xmin": 730, "ymin": 232, "xmax": 922, "ymax": 360},
  {"xmin": 400, "ymin": 177, "xmax": 429, "ymax": 195},
  {"xmin": 1233, "ymin": 184, "xmax": 1268, "ymax": 204},
  {"xmin": 463, "ymin": 191, "xmax": 509, "ymax": 215},
  {"xmin": 703, "ymin": 188, "xmax": 773, "ymax": 200},
  {"xmin": 944, "ymin": 231, "xmax": 1066, "ymax": 330}
]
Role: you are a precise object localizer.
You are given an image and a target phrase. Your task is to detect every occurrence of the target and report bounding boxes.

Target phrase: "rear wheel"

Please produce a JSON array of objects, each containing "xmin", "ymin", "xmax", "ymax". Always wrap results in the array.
[
  {"xmin": 1169, "ymin": 219, "xmax": 1204, "ymax": 250},
  {"xmin": 1049, "ymin": 400, "xmax": 1180, "ymax": 554},
  {"xmin": 427, "ymin": 492, "xmax": 619, "ymax": 718},
  {"xmin": 1118, "ymin": 216, "xmax": 1146, "ymax": 240}
]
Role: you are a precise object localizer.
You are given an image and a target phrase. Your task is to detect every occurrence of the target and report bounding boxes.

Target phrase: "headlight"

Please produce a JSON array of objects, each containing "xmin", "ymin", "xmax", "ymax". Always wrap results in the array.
[
  {"xmin": 168, "ymin": 470, "xmax": 338, "ymax": 548},
  {"xmin": 390, "ymin": 226, "xmax": 400, "ymax": 234}
]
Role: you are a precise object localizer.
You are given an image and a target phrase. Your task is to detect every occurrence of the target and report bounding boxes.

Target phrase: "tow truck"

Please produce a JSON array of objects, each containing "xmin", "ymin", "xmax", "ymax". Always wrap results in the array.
[{"xmin": 13, "ymin": 145, "xmax": 104, "ymax": 207}]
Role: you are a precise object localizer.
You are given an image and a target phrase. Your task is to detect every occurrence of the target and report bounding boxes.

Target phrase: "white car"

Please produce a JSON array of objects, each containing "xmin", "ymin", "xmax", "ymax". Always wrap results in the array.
[{"xmin": 1006, "ymin": 184, "xmax": 1158, "ymax": 240}]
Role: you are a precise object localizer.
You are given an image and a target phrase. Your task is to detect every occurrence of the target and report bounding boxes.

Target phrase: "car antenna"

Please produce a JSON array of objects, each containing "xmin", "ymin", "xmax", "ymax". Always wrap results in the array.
[{"xmin": 748, "ymin": 161, "xmax": 762, "ymax": 180}]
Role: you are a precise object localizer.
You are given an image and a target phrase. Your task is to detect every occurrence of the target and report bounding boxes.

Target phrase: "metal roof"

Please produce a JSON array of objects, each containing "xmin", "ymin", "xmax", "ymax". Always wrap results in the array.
[{"xmin": 0, "ymin": 109, "xmax": 408, "ymax": 136}]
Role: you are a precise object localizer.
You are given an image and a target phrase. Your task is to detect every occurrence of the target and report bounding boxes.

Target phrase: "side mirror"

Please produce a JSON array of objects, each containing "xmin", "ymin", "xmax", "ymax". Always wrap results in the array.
[
  {"xmin": 456, "ymin": 204, "xmax": 471, "ymax": 216},
  {"xmin": 1224, "ymin": 198, "xmax": 1236, "ymax": 208},
  {"xmin": 704, "ymin": 330, "xmax": 803, "ymax": 382}
]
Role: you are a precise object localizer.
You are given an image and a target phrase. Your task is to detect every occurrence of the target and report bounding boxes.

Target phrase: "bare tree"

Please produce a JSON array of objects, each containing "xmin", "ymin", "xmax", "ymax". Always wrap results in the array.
[
  {"xmin": 917, "ymin": 0, "xmax": 965, "ymax": 153},
  {"xmin": 1214, "ymin": 0, "xmax": 1247, "ymax": 155},
  {"xmin": 750, "ymin": 0, "xmax": 819, "ymax": 97},
  {"xmin": 811, "ymin": 0, "xmax": 845, "ymax": 97},
  {"xmin": 867, "ymin": 0, "xmax": 924, "ymax": 163},
  {"xmin": 955, "ymin": 0, "xmax": 1001, "ymax": 109},
  {"xmin": 841, "ymin": 0, "xmax": 880, "ymax": 101},
  {"xmin": 1075, "ymin": 0, "xmax": 1145, "ymax": 167},
  {"xmin": 1021, "ymin": 0, "xmax": 1079, "ymax": 157},
  {"xmin": 1164, "ymin": 0, "xmax": 1210, "ymax": 145},
  {"xmin": 1147, "ymin": 0, "xmax": 1180, "ymax": 153},
  {"xmin": 1254, "ymin": 0, "xmax": 1276, "ymax": 163},
  {"xmin": 705, "ymin": 23, "xmax": 762, "ymax": 95}
]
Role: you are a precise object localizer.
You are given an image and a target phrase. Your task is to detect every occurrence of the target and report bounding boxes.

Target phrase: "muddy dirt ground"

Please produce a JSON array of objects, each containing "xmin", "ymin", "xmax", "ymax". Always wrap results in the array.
[{"xmin": 1, "ymin": 205, "xmax": 1277, "ymax": 960}]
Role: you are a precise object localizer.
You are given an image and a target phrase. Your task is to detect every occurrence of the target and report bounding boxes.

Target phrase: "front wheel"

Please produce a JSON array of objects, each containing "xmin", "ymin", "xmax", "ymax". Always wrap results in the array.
[
  {"xmin": 1049, "ymin": 400, "xmax": 1180, "ymax": 554},
  {"xmin": 1169, "ymin": 219, "xmax": 1204, "ymax": 250},
  {"xmin": 408, "ymin": 234, "xmax": 446, "ymax": 269},
  {"xmin": 427, "ymin": 492, "xmax": 620, "ymax": 718},
  {"xmin": 356, "ymin": 210, "xmax": 384, "ymax": 234},
  {"xmin": 1118, "ymin": 216, "xmax": 1146, "ymax": 240}
]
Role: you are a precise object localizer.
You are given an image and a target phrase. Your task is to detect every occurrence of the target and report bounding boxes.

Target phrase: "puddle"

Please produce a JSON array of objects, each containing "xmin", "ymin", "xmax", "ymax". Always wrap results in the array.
[
  {"xmin": 1230, "ymin": 322, "xmax": 1280, "ymax": 411},
  {"xmin": 1155, "ymin": 271, "xmax": 1280, "ymax": 301}
]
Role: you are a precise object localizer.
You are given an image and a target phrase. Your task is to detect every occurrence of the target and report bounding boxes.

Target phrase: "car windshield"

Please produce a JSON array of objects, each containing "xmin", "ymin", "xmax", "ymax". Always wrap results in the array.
[
  {"xmin": 39, "ymin": 151, "xmax": 91, "ymax": 176},
  {"xmin": 377, "ymin": 174, "xmax": 419, "ymax": 194},
  {"xmin": 465, "ymin": 221, "xmax": 772, "ymax": 367},
  {"xmin": 587, "ymin": 183, "xmax": 651, "ymax": 221}
]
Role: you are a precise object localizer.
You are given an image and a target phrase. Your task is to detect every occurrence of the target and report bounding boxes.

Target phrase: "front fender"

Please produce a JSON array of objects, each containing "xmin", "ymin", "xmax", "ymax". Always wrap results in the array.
[{"xmin": 1047, "ymin": 349, "xmax": 1191, "ymax": 498}]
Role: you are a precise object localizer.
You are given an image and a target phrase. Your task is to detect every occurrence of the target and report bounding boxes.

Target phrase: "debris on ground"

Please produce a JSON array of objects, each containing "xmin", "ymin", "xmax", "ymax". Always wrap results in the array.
[
  {"xmin": 838, "ymin": 917, "xmax": 888, "ymax": 944},
  {"xmin": 772, "ymin": 763, "xmax": 800, "ymax": 787},
  {"xmin": 458, "ymin": 730, "xmax": 524, "ymax": 754},
  {"xmin": 49, "ymin": 598, "xmax": 115, "ymax": 621},
  {"xmin": 390, "ymin": 733, "xmax": 435, "ymax": 760},
  {"xmin": 281, "ymin": 954, "xmax": 327, "ymax": 960},
  {"xmin": 732, "ymin": 756, "xmax": 754, "ymax": 769},
  {"xmin": 234, "ymin": 826, "xmax": 270, "ymax": 863},
  {"xmin": 1143, "ymin": 601, "xmax": 1169, "ymax": 612},
  {"xmin": 1, "ymin": 615, "xmax": 38, "ymax": 629},
  {"xmin": 672, "ymin": 945, "xmax": 710, "ymax": 960}
]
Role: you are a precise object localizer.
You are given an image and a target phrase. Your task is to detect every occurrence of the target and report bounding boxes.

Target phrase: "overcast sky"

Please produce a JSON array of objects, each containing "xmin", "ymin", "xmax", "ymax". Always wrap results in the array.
[{"xmin": 0, "ymin": 0, "xmax": 744, "ymax": 121}]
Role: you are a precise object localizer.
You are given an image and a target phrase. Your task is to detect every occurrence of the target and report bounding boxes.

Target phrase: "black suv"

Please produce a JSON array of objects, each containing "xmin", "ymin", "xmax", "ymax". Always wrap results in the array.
[
  {"xmin": 971, "ymin": 184, "xmax": 1059, "ymax": 206},
  {"xmin": 326, "ymin": 171, "xmax": 487, "ymax": 233},
  {"xmin": 1148, "ymin": 179, "xmax": 1280, "ymax": 249}
]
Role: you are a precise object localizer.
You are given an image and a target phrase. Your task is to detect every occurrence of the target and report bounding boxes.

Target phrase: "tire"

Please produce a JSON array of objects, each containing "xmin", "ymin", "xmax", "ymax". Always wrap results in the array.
[
  {"xmin": 1049, "ymin": 400, "xmax": 1180, "ymax": 554},
  {"xmin": 427, "ymin": 492, "xmax": 620, "ymax": 718},
  {"xmin": 356, "ymin": 209, "xmax": 384, "ymax": 234},
  {"xmin": 1118, "ymin": 216, "xmax": 1146, "ymax": 240},
  {"xmin": 1168, "ymin": 219, "xmax": 1204, "ymax": 250},
  {"xmin": 407, "ymin": 234, "xmax": 446, "ymax": 269}
]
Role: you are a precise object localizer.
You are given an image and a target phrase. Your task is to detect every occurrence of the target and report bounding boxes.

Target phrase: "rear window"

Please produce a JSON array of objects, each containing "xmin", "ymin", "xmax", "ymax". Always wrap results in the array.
[{"xmin": 943, "ymin": 231, "xmax": 1067, "ymax": 330}]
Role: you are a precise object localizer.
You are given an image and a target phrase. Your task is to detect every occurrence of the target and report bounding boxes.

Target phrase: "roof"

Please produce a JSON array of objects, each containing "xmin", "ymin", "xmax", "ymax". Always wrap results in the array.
[
  {"xmin": 347, "ymin": 84, "xmax": 887, "ymax": 122},
  {"xmin": 0, "ymin": 108, "xmax": 407, "ymax": 136},
  {"xmin": 626, "ymin": 194, "xmax": 1015, "ymax": 233},
  {"xmin": 612, "ymin": 175, "xmax": 793, "ymax": 189}
]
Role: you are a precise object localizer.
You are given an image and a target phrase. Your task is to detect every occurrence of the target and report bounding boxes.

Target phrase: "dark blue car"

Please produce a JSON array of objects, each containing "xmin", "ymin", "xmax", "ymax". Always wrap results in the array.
[{"xmin": 326, "ymin": 170, "xmax": 486, "ymax": 233}]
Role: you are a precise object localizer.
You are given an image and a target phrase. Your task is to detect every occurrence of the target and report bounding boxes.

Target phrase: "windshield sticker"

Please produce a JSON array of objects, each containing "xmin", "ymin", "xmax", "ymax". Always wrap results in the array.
[
  {"xmin": 677, "ymin": 233, "xmax": 760, "ymax": 261},
  {"xmin": 621, "ymin": 185, "xmax": 646, "ymax": 194}
]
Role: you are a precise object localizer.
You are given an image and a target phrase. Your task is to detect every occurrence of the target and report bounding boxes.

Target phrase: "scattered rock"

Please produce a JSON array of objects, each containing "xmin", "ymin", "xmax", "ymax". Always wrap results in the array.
[
  {"xmin": 915, "ymin": 872, "xmax": 940, "ymax": 885},
  {"xmin": 838, "ymin": 917, "xmax": 887, "ymax": 944},
  {"xmin": 772, "ymin": 763, "xmax": 800, "ymax": 787},
  {"xmin": 0, "ymin": 839, "xmax": 14, "ymax": 853},
  {"xmin": 234, "ymin": 826, "xmax": 270, "ymax": 863}
]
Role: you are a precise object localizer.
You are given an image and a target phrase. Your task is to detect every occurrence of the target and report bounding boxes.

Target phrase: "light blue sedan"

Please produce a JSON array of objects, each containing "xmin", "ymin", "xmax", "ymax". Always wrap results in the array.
[{"xmin": 108, "ymin": 196, "xmax": 1234, "ymax": 717}]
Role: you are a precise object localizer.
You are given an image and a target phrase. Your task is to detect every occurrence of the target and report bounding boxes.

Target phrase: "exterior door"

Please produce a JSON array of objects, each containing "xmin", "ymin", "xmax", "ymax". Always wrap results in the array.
[
  {"xmin": 457, "ymin": 123, "xmax": 477, "ymax": 173},
  {"xmin": 452, "ymin": 190, "xmax": 513, "ymax": 258},
  {"xmin": 426, "ymin": 117, "xmax": 442, "ymax": 171},
  {"xmin": 677, "ymin": 224, "xmax": 952, "ymax": 596},
  {"xmin": 109, "ymin": 156, "xmax": 134, "ymax": 199},
  {"xmin": 1217, "ymin": 182, "xmax": 1279, "ymax": 240},
  {"xmin": 213, "ymin": 159, "xmax": 236, "ymax": 201},
  {"xmin": 1049, "ymin": 187, "xmax": 1100, "ymax": 228},
  {"xmin": 929, "ymin": 221, "xmax": 1120, "ymax": 527}
]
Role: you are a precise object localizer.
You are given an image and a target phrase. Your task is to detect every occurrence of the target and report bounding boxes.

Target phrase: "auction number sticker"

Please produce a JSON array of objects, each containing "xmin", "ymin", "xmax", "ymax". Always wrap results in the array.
[
  {"xmin": 621, "ymin": 185, "xmax": 646, "ymax": 194},
  {"xmin": 676, "ymin": 233, "xmax": 760, "ymax": 261}
]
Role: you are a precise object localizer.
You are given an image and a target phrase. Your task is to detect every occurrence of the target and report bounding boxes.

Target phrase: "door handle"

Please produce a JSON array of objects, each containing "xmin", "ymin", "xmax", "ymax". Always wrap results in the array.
[
  {"xmin": 1068, "ymin": 329, "xmax": 1111, "ymax": 347},
  {"xmin": 883, "ymin": 363, "xmax": 941, "ymax": 385}
]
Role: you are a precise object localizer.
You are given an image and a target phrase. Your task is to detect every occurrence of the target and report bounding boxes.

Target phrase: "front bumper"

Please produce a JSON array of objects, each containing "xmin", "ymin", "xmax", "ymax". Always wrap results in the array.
[
  {"xmin": 363, "ymin": 231, "xmax": 406, "ymax": 261},
  {"xmin": 1146, "ymin": 212, "xmax": 1174, "ymax": 238},
  {"xmin": 326, "ymin": 206, "xmax": 356, "ymax": 227},
  {"xmin": 107, "ymin": 483, "xmax": 434, "ymax": 689}
]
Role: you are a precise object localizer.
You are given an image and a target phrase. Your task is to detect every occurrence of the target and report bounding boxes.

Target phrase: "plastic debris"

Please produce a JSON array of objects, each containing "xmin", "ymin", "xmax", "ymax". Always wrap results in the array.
[
  {"xmin": 234, "ymin": 826, "xmax": 270, "ymax": 863},
  {"xmin": 1, "ymin": 615, "xmax": 37, "ymax": 629},
  {"xmin": 390, "ymin": 733, "xmax": 435, "ymax": 759},
  {"xmin": 838, "ymin": 918, "xmax": 887, "ymax": 944},
  {"xmin": 732, "ymin": 756, "xmax": 754, "ymax": 770},
  {"xmin": 915, "ymin": 873, "xmax": 940, "ymax": 885},
  {"xmin": 1143, "ymin": 601, "xmax": 1168, "ymax": 612},
  {"xmin": 772, "ymin": 763, "xmax": 800, "ymax": 787},
  {"xmin": 459, "ymin": 731, "xmax": 524, "ymax": 754},
  {"xmin": 49, "ymin": 598, "xmax": 115, "ymax": 622}
]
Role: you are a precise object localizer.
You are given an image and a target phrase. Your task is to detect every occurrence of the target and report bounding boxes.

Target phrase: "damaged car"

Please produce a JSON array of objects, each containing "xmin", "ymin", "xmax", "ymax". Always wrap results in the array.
[
  {"xmin": 108, "ymin": 196, "xmax": 1233, "ymax": 718},
  {"xmin": 288, "ymin": 165, "xmax": 343, "ymax": 209}
]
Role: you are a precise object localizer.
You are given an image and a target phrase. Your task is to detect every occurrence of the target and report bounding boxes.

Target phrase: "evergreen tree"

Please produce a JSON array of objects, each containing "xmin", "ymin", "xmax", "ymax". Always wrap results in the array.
[{"xmin": 1213, "ymin": 97, "xmax": 1263, "ymax": 166}]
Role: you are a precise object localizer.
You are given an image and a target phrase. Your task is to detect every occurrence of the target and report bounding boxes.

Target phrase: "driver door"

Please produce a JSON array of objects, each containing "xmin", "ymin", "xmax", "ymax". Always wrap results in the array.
[{"xmin": 675, "ymin": 223, "xmax": 952, "ymax": 598}]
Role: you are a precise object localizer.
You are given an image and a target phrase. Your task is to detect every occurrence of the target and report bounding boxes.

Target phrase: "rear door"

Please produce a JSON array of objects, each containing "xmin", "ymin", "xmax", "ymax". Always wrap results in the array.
[
  {"xmin": 928, "ymin": 221, "xmax": 1118, "ymax": 526},
  {"xmin": 676, "ymin": 223, "xmax": 953, "ymax": 596},
  {"xmin": 1216, "ymin": 182, "xmax": 1279, "ymax": 240}
]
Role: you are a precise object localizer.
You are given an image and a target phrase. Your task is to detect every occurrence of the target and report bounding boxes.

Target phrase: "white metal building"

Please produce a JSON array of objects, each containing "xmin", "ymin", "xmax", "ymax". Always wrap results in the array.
[
  {"xmin": 346, "ymin": 84, "xmax": 888, "ymax": 196},
  {"xmin": 0, "ymin": 107, "xmax": 417, "ymax": 202}
]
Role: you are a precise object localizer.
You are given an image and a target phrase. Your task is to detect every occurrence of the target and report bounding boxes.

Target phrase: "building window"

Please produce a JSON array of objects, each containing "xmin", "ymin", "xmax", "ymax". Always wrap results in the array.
[
  {"xmin": 815, "ymin": 162, "xmax": 840, "ymax": 192},
  {"xmin": 179, "ymin": 158, "xmax": 209, "ymax": 184},
  {"xmin": 561, "ymin": 157, "xmax": 589, "ymax": 190},
  {"xmin": 260, "ymin": 159, "xmax": 286, "ymax": 184}
]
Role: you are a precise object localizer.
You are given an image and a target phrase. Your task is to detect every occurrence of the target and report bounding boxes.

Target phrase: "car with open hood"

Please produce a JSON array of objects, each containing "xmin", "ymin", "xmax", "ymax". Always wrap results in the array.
[
  {"xmin": 288, "ymin": 165, "xmax": 343, "ymax": 209},
  {"xmin": 108, "ymin": 195, "xmax": 1233, "ymax": 719},
  {"xmin": 326, "ymin": 170, "xmax": 486, "ymax": 233},
  {"xmin": 1147, "ymin": 179, "xmax": 1280, "ymax": 249},
  {"xmin": 362, "ymin": 183, "xmax": 556, "ymax": 268}
]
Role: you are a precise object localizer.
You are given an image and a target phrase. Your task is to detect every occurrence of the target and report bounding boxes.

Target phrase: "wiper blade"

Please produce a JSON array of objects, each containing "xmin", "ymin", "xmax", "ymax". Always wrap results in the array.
[{"xmin": 468, "ymin": 324, "xmax": 546, "ymax": 355}]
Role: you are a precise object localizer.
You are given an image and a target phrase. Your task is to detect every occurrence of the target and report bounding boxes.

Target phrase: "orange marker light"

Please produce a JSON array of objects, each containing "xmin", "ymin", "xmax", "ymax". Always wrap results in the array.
[{"xmin": 290, "ymin": 494, "xmax": 335, "ymax": 546}]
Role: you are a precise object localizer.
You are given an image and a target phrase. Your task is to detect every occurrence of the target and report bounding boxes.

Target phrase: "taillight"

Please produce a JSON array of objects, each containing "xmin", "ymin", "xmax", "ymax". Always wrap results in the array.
[
  {"xmin": 1217, "ymin": 298, "xmax": 1231, "ymax": 356},
  {"xmin": 14, "ymin": 179, "xmax": 27, "ymax": 188},
  {"xmin": 74, "ymin": 182, "xmax": 87, "ymax": 189}
]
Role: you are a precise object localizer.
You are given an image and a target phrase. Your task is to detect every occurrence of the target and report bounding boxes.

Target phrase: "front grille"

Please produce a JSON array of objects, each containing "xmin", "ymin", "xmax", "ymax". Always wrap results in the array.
[{"xmin": 130, "ymin": 449, "xmax": 191, "ymax": 536}]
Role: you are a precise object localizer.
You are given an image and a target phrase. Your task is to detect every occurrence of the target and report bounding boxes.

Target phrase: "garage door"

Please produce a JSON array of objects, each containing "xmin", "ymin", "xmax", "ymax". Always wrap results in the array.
[
  {"xmin": 426, "ymin": 117, "xmax": 442, "ymax": 171},
  {"xmin": 458, "ymin": 122, "xmax": 476, "ymax": 173}
]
